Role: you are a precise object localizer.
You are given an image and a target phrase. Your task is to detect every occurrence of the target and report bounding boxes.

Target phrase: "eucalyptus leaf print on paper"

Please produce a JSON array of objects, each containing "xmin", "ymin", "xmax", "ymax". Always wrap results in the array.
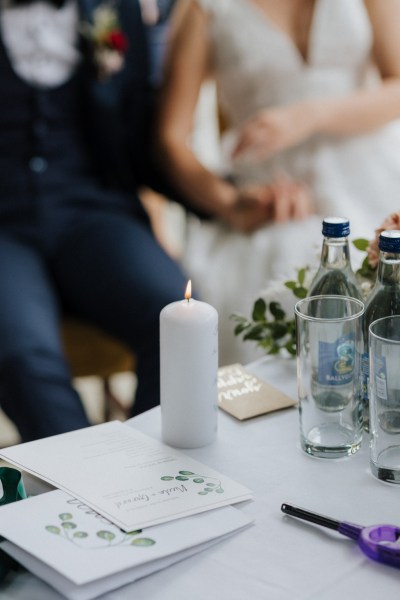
[
  {"xmin": 161, "ymin": 470, "xmax": 224, "ymax": 495},
  {"xmin": 45, "ymin": 512, "xmax": 155, "ymax": 550}
]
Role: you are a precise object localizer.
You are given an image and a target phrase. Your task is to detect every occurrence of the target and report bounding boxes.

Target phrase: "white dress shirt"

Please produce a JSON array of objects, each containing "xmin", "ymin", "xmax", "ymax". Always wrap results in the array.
[{"xmin": 0, "ymin": 0, "xmax": 80, "ymax": 87}]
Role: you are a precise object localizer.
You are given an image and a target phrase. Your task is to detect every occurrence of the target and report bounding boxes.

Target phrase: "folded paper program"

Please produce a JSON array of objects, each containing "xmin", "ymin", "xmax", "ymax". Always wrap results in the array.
[
  {"xmin": 0, "ymin": 489, "xmax": 252, "ymax": 599},
  {"xmin": 0, "ymin": 421, "xmax": 253, "ymax": 532}
]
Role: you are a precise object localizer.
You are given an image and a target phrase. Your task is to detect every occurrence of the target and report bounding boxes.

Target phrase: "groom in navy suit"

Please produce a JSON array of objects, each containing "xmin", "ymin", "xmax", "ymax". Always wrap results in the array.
[{"xmin": 0, "ymin": 0, "xmax": 188, "ymax": 441}]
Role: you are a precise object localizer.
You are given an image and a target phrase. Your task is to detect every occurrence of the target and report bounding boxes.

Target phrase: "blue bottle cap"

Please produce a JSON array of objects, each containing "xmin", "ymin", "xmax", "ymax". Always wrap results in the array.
[
  {"xmin": 322, "ymin": 217, "xmax": 350, "ymax": 238},
  {"xmin": 379, "ymin": 230, "xmax": 400, "ymax": 253}
]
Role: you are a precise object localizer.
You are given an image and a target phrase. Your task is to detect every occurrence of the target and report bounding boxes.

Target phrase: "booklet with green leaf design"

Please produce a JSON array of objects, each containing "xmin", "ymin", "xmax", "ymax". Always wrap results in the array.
[
  {"xmin": 0, "ymin": 489, "xmax": 252, "ymax": 600},
  {"xmin": 0, "ymin": 421, "xmax": 253, "ymax": 532}
]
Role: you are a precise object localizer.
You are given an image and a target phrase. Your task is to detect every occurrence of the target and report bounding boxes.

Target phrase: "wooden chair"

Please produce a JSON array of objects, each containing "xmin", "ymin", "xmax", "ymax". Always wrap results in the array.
[{"xmin": 61, "ymin": 318, "xmax": 136, "ymax": 422}]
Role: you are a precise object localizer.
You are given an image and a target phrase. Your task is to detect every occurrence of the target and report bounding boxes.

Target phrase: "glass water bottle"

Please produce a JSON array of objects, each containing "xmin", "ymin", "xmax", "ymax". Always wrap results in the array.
[
  {"xmin": 307, "ymin": 217, "xmax": 363, "ymax": 300},
  {"xmin": 362, "ymin": 230, "xmax": 400, "ymax": 431},
  {"xmin": 308, "ymin": 217, "xmax": 363, "ymax": 414}
]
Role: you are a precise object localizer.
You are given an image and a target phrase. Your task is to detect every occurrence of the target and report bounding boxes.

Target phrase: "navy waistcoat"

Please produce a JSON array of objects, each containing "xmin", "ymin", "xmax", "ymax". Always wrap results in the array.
[{"xmin": 0, "ymin": 0, "xmax": 151, "ymax": 218}]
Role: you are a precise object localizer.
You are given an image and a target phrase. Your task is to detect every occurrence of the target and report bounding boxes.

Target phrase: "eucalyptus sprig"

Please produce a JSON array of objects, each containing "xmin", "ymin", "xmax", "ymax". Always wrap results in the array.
[
  {"xmin": 284, "ymin": 266, "xmax": 309, "ymax": 299},
  {"xmin": 231, "ymin": 268, "xmax": 309, "ymax": 356},
  {"xmin": 231, "ymin": 229, "xmax": 380, "ymax": 357}
]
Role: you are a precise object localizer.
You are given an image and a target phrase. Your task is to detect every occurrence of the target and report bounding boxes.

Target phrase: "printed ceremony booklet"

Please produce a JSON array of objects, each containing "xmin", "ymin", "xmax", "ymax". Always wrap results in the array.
[
  {"xmin": 0, "ymin": 489, "xmax": 252, "ymax": 600},
  {"xmin": 0, "ymin": 421, "xmax": 253, "ymax": 531}
]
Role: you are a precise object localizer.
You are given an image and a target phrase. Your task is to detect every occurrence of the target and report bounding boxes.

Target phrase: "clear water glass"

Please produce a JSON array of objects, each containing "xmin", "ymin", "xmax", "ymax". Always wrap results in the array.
[
  {"xmin": 369, "ymin": 315, "xmax": 400, "ymax": 483},
  {"xmin": 295, "ymin": 295, "xmax": 364, "ymax": 458}
]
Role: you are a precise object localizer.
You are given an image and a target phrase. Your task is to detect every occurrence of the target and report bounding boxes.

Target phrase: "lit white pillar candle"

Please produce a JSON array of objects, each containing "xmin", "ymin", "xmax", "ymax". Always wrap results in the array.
[{"xmin": 160, "ymin": 280, "xmax": 218, "ymax": 448}]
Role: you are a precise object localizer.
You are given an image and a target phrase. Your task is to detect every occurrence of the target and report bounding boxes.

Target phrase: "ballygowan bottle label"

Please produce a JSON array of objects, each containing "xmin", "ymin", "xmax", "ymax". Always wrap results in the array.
[
  {"xmin": 317, "ymin": 334, "xmax": 355, "ymax": 386},
  {"xmin": 373, "ymin": 355, "xmax": 388, "ymax": 401}
]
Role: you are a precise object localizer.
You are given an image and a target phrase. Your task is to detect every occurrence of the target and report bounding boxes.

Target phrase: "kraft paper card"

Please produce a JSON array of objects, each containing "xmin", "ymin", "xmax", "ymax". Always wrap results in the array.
[{"xmin": 218, "ymin": 363, "xmax": 297, "ymax": 420}]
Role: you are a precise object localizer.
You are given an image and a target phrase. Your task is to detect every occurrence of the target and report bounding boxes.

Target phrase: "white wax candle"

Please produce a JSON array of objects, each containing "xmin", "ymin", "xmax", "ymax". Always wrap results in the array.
[{"xmin": 160, "ymin": 286, "xmax": 218, "ymax": 449}]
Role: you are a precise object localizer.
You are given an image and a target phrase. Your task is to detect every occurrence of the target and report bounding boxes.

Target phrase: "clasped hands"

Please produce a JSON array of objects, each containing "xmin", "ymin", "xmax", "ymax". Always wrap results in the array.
[
  {"xmin": 222, "ymin": 176, "xmax": 314, "ymax": 234},
  {"xmin": 220, "ymin": 101, "xmax": 317, "ymax": 233}
]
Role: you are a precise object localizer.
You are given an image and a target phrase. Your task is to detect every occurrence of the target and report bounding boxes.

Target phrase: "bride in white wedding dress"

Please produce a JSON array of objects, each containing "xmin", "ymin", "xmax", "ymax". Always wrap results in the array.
[{"xmin": 157, "ymin": 0, "xmax": 400, "ymax": 365}]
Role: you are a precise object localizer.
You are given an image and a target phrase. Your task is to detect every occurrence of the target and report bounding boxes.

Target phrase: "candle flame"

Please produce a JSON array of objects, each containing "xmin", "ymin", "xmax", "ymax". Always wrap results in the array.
[{"xmin": 185, "ymin": 280, "xmax": 192, "ymax": 301}]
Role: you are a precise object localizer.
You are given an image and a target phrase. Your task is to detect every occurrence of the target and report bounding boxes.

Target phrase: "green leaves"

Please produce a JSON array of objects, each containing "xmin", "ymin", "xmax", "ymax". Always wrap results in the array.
[
  {"xmin": 61, "ymin": 522, "xmax": 77, "ymax": 530},
  {"xmin": 131, "ymin": 538, "xmax": 155, "ymax": 547},
  {"xmin": 197, "ymin": 481, "xmax": 223, "ymax": 495},
  {"xmin": 252, "ymin": 298, "xmax": 266, "ymax": 321},
  {"xmin": 231, "ymin": 230, "xmax": 381, "ymax": 358},
  {"xmin": 45, "ymin": 512, "xmax": 157, "ymax": 549},
  {"xmin": 285, "ymin": 267, "xmax": 308, "ymax": 298},
  {"xmin": 162, "ymin": 471, "xmax": 223, "ymax": 495},
  {"xmin": 352, "ymin": 238, "xmax": 377, "ymax": 282},
  {"xmin": 45, "ymin": 525, "xmax": 60, "ymax": 535},
  {"xmin": 97, "ymin": 530, "xmax": 115, "ymax": 541},
  {"xmin": 73, "ymin": 531, "xmax": 88, "ymax": 538},
  {"xmin": 231, "ymin": 267, "xmax": 310, "ymax": 355},
  {"xmin": 59, "ymin": 513, "xmax": 73, "ymax": 521},
  {"xmin": 231, "ymin": 299, "xmax": 295, "ymax": 356},
  {"xmin": 269, "ymin": 302, "xmax": 285, "ymax": 320},
  {"xmin": 352, "ymin": 238, "xmax": 369, "ymax": 251},
  {"xmin": 357, "ymin": 255, "xmax": 376, "ymax": 280}
]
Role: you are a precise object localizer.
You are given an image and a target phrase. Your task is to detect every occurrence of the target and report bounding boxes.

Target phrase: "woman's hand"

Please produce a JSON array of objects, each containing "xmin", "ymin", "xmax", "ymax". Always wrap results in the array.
[{"xmin": 232, "ymin": 102, "xmax": 319, "ymax": 161}]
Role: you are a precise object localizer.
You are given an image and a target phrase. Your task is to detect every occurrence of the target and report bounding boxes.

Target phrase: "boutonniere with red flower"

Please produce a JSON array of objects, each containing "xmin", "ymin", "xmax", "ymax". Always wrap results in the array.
[{"xmin": 81, "ymin": 2, "xmax": 129, "ymax": 81}]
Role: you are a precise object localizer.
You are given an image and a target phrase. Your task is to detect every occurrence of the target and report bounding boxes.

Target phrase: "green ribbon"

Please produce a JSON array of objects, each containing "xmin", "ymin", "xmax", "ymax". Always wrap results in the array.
[{"xmin": 0, "ymin": 467, "xmax": 27, "ymax": 583}]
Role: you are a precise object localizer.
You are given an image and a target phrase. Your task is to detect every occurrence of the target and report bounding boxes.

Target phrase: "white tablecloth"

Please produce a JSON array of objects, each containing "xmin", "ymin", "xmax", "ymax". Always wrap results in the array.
[{"xmin": 2, "ymin": 355, "xmax": 400, "ymax": 599}]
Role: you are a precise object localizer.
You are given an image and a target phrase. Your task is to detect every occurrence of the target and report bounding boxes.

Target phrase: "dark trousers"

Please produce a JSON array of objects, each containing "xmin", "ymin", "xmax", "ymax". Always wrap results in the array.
[{"xmin": 0, "ymin": 202, "xmax": 186, "ymax": 442}]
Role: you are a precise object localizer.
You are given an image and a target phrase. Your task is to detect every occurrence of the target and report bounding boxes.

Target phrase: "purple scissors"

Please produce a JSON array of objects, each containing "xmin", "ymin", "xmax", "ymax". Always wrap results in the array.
[{"xmin": 281, "ymin": 503, "xmax": 400, "ymax": 568}]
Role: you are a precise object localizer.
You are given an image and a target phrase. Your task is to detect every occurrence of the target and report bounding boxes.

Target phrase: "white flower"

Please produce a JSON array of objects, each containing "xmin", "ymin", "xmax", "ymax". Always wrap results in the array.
[{"xmin": 94, "ymin": 48, "xmax": 125, "ymax": 79}]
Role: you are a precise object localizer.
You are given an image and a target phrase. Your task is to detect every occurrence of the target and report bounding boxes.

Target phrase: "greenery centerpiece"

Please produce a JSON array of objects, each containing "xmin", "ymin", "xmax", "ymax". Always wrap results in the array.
[{"xmin": 231, "ymin": 212, "xmax": 400, "ymax": 356}]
